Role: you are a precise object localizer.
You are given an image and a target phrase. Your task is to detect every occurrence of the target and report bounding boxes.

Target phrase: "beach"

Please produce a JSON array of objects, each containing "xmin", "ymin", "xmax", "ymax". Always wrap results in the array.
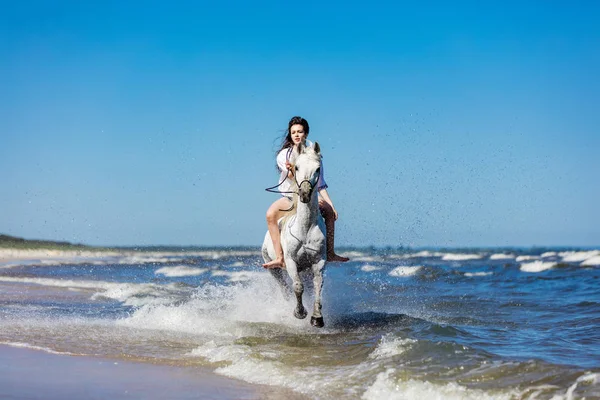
[
  {"xmin": 0, "ymin": 344, "xmax": 305, "ymax": 400},
  {"xmin": 0, "ymin": 248, "xmax": 306, "ymax": 400},
  {"xmin": 1, "ymin": 247, "xmax": 599, "ymax": 399}
]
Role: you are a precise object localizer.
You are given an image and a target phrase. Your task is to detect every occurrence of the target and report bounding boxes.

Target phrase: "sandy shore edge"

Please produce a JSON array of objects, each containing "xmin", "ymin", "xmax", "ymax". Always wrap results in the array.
[{"xmin": 0, "ymin": 344, "xmax": 306, "ymax": 400}]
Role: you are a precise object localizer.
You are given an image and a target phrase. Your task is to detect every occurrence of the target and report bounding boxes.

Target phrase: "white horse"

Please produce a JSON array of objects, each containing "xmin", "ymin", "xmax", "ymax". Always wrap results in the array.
[{"xmin": 262, "ymin": 142, "xmax": 327, "ymax": 328}]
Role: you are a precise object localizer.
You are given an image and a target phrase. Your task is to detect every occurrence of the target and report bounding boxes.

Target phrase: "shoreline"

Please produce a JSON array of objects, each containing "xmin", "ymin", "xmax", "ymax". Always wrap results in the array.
[
  {"xmin": 0, "ymin": 344, "xmax": 306, "ymax": 400},
  {"xmin": 0, "ymin": 248, "xmax": 125, "ymax": 266}
]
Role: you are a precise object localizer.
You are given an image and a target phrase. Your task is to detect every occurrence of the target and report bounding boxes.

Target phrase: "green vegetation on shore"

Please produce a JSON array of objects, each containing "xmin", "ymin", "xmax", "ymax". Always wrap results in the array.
[{"xmin": 0, "ymin": 234, "xmax": 106, "ymax": 251}]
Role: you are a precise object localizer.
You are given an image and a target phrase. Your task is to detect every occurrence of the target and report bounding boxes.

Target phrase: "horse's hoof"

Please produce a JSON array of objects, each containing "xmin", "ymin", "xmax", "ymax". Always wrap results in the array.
[
  {"xmin": 311, "ymin": 316, "xmax": 325, "ymax": 328},
  {"xmin": 294, "ymin": 307, "xmax": 308, "ymax": 319}
]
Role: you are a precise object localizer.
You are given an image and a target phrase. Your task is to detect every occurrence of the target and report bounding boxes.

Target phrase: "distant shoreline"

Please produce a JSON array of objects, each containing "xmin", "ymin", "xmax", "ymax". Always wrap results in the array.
[
  {"xmin": 0, "ymin": 234, "xmax": 109, "ymax": 251},
  {"xmin": 2, "ymin": 233, "xmax": 597, "ymax": 254}
]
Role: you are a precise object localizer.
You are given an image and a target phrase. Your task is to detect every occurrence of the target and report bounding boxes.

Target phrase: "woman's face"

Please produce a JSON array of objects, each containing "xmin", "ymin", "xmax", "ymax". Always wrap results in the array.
[{"xmin": 290, "ymin": 124, "xmax": 306, "ymax": 145}]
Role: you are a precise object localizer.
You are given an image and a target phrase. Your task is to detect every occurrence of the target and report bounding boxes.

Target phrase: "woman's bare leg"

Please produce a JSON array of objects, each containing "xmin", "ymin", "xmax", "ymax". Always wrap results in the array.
[
  {"xmin": 319, "ymin": 200, "xmax": 350, "ymax": 262},
  {"xmin": 263, "ymin": 197, "xmax": 293, "ymax": 268}
]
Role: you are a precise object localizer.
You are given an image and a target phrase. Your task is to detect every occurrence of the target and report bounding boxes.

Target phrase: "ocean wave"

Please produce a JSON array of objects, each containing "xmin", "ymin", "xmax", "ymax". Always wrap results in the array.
[
  {"xmin": 516, "ymin": 255, "xmax": 539, "ymax": 262},
  {"xmin": 0, "ymin": 276, "xmax": 109, "ymax": 290},
  {"xmin": 155, "ymin": 265, "xmax": 207, "ymax": 277},
  {"xmin": 0, "ymin": 276, "xmax": 187, "ymax": 307},
  {"xmin": 388, "ymin": 251, "xmax": 443, "ymax": 260},
  {"xmin": 342, "ymin": 251, "xmax": 367, "ymax": 258},
  {"xmin": 362, "ymin": 368, "xmax": 517, "ymax": 400},
  {"xmin": 368, "ymin": 335, "xmax": 417, "ymax": 359},
  {"xmin": 116, "ymin": 255, "xmax": 185, "ymax": 264},
  {"xmin": 581, "ymin": 256, "xmax": 600, "ymax": 266},
  {"xmin": 520, "ymin": 261, "xmax": 556, "ymax": 273},
  {"xmin": 464, "ymin": 271, "xmax": 493, "ymax": 277},
  {"xmin": 559, "ymin": 250, "xmax": 600, "ymax": 263},
  {"xmin": 229, "ymin": 261, "xmax": 245, "ymax": 267},
  {"xmin": 118, "ymin": 274, "xmax": 310, "ymax": 337},
  {"xmin": 489, "ymin": 254, "xmax": 514, "ymax": 260},
  {"xmin": 210, "ymin": 270, "xmax": 264, "ymax": 282},
  {"xmin": 353, "ymin": 256, "xmax": 383, "ymax": 263},
  {"xmin": 441, "ymin": 254, "xmax": 483, "ymax": 261},
  {"xmin": 188, "ymin": 341, "xmax": 381, "ymax": 398},
  {"xmin": 361, "ymin": 264, "xmax": 383, "ymax": 272},
  {"xmin": 388, "ymin": 266, "xmax": 422, "ymax": 277},
  {"xmin": 0, "ymin": 341, "xmax": 78, "ymax": 356}
]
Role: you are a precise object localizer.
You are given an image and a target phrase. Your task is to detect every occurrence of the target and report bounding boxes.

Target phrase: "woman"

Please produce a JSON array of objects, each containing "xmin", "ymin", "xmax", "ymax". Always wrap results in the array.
[{"xmin": 263, "ymin": 116, "xmax": 349, "ymax": 269}]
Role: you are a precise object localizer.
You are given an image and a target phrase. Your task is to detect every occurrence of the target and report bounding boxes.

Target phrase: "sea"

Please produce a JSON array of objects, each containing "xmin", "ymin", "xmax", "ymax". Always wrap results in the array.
[{"xmin": 1, "ymin": 247, "xmax": 599, "ymax": 399}]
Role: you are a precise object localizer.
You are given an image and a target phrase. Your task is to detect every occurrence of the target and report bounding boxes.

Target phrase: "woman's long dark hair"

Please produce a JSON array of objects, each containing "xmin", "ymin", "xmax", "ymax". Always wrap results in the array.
[{"xmin": 277, "ymin": 116, "xmax": 310, "ymax": 154}]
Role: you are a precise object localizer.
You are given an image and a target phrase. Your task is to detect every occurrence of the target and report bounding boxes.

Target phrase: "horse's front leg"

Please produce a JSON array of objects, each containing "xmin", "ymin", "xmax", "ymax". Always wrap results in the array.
[
  {"xmin": 310, "ymin": 260, "xmax": 326, "ymax": 327},
  {"xmin": 286, "ymin": 259, "xmax": 307, "ymax": 319},
  {"xmin": 268, "ymin": 268, "xmax": 292, "ymax": 300}
]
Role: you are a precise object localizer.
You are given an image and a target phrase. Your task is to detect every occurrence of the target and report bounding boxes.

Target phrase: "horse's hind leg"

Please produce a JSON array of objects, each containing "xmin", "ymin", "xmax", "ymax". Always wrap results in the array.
[
  {"xmin": 310, "ymin": 260, "xmax": 326, "ymax": 328},
  {"xmin": 268, "ymin": 268, "xmax": 292, "ymax": 300},
  {"xmin": 286, "ymin": 260, "xmax": 307, "ymax": 319}
]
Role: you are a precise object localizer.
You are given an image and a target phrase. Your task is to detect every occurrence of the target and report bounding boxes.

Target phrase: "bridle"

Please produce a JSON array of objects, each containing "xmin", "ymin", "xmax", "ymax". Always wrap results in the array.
[{"xmin": 265, "ymin": 166, "xmax": 316, "ymax": 212}]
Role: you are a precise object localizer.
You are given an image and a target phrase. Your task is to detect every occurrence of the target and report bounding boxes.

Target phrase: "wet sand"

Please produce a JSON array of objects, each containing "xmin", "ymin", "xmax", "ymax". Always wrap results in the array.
[{"xmin": 0, "ymin": 345, "xmax": 305, "ymax": 400}]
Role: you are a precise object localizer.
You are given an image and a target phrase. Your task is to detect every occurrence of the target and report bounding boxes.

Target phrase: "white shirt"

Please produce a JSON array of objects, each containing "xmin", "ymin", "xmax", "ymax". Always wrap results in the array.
[{"xmin": 276, "ymin": 140, "xmax": 328, "ymax": 197}]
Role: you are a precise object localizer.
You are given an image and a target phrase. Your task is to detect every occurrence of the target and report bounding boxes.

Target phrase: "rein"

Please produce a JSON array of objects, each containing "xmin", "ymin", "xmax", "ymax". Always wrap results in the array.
[
  {"xmin": 264, "ymin": 174, "xmax": 297, "ymax": 195},
  {"xmin": 265, "ymin": 172, "xmax": 315, "ymax": 212}
]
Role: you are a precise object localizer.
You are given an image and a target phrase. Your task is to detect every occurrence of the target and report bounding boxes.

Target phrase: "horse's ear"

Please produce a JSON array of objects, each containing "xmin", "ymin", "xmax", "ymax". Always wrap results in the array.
[
  {"xmin": 298, "ymin": 141, "xmax": 305, "ymax": 154},
  {"xmin": 313, "ymin": 142, "xmax": 321, "ymax": 155}
]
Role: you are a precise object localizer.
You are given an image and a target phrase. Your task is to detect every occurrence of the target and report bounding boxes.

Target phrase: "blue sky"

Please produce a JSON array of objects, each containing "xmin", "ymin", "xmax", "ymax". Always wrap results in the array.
[{"xmin": 1, "ymin": 1, "xmax": 599, "ymax": 247}]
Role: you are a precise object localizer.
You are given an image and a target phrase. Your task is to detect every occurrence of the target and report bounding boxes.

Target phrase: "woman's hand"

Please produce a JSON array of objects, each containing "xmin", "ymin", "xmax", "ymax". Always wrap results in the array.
[
  {"xmin": 285, "ymin": 162, "xmax": 294, "ymax": 179},
  {"xmin": 331, "ymin": 207, "xmax": 338, "ymax": 221}
]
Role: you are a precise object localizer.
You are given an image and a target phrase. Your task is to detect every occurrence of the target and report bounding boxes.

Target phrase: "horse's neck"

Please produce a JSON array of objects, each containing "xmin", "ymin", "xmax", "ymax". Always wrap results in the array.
[{"xmin": 294, "ymin": 195, "xmax": 319, "ymax": 232}]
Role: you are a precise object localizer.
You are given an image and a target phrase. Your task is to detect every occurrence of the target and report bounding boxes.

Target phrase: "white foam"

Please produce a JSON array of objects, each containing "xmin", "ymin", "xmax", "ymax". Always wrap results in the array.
[
  {"xmin": 369, "ymin": 335, "xmax": 417, "ymax": 359},
  {"xmin": 559, "ymin": 250, "xmax": 600, "ymax": 263},
  {"xmin": 192, "ymin": 342, "xmax": 299, "ymax": 388},
  {"xmin": 489, "ymin": 254, "xmax": 513, "ymax": 260},
  {"xmin": 116, "ymin": 255, "xmax": 184, "ymax": 264},
  {"xmin": 464, "ymin": 272, "xmax": 493, "ymax": 277},
  {"xmin": 342, "ymin": 251, "xmax": 366, "ymax": 258},
  {"xmin": 0, "ymin": 341, "xmax": 77, "ymax": 356},
  {"xmin": 541, "ymin": 252, "xmax": 557, "ymax": 258},
  {"xmin": 520, "ymin": 261, "xmax": 556, "ymax": 273},
  {"xmin": 516, "ymin": 255, "xmax": 539, "ymax": 262},
  {"xmin": 0, "ymin": 276, "xmax": 184, "ymax": 307},
  {"xmin": 230, "ymin": 261, "xmax": 245, "ymax": 267},
  {"xmin": 581, "ymin": 256, "xmax": 600, "ymax": 266},
  {"xmin": 92, "ymin": 283, "xmax": 185, "ymax": 307},
  {"xmin": 361, "ymin": 264, "xmax": 383, "ymax": 272},
  {"xmin": 118, "ymin": 274, "xmax": 308, "ymax": 337},
  {"xmin": 564, "ymin": 372, "xmax": 599, "ymax": 400},
  {"xmin": 0, "ymin": 276, "xmax": 108, "ymax": 290},
  {"xmin": 353, "ymin": 256, "xmax": 382, "ymax": 263},
  {"xmin": 362, "ymin": 369, "xmax": 517, "ymax": 400},
  {"xmin": 118, "ymin": 301, "xmax": 240, "ymax": 337},
  {"xmin": 155, "ymin": 266, "xmax": 207, "ymax": 277},
  {"xmin": 0, "ymin": 248, "xmax": 122, "ymax": 260},
  {"xmin": 0, "ymin": 248, "xmax": 262, "ymax": 270},
  {"xmin": 441, "ymin": 254, "xmax": 482, "ymax": 261},
  {"xmin": 388, "ymin": 266, "xmax": 422, "ymax": 277},
  {"xmin": 211, "ymin": 270, "xmax": 264, "ymax": 282},
  {"xmin": 188, "ymin": 341, "xmax": 252, "ymax": 363},
  {"xmin": 412, "ymin": 250, "xmax": 442, "ymax": 258},
  {"xmin": 188, "ymin": 340, "xmax": 381, "ymax": 398},
  {"xmin": 388, "ymin": 251, "xmax": 442, "ymax": 260}
]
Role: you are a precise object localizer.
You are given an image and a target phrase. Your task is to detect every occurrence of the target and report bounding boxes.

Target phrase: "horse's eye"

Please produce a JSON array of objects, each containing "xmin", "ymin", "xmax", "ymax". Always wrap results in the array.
[
  {"xmin": 316, "ymin": 168, "xmax": 320, "ymax": 174},
  {"xmin": 295, "ymin": 166, "xmax": 299, "ymax": 171}
]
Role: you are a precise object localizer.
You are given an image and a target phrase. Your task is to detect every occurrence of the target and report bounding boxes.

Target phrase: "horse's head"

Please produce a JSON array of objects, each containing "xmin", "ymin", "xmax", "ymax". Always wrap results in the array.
[{"xmin": 294, "ymin": 142, "xmax": 322, "ymax": 204}]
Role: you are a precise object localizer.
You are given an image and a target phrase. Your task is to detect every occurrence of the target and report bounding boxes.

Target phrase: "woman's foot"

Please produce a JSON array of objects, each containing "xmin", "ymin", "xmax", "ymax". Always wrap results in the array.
[
  {"xmin": 263, "ymin": 257, "xmax": 286, "ymax": 269},
  {"xmin": 327, "ymin": 254, "xmax": 349, "ymax": 262}
]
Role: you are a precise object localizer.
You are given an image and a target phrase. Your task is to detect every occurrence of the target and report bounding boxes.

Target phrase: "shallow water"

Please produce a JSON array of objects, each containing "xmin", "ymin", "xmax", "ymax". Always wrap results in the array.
[{"xmin": 1, "ymin": 248, "xmax": 599, "ymax": 399}]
